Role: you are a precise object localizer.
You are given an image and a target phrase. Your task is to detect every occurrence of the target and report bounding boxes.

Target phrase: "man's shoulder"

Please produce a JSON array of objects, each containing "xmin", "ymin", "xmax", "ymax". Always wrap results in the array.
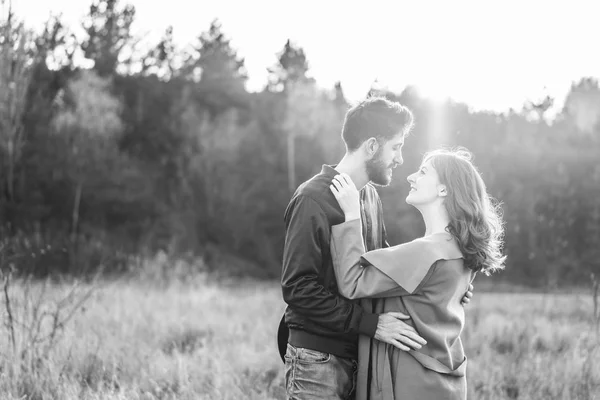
[
  {"xmin": 295, "ymin": 172, "xmax": 333, "ymax": 203},
  {"xmin": 285, "ymin": 172, "xmax": 340, "ymax": 221}
]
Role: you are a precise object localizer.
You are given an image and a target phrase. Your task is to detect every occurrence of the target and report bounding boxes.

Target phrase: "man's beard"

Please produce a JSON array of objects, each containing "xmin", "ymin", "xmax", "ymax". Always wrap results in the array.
[{"xmin": 366, "ymin": 148, "xmax": 393, "ymax": 186}]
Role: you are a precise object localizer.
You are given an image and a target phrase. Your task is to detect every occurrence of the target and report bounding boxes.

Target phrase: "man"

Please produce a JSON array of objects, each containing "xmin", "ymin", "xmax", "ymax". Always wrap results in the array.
[{"xmin": 279, "ymin": 96, "xmax": 473, "ymax": 400}]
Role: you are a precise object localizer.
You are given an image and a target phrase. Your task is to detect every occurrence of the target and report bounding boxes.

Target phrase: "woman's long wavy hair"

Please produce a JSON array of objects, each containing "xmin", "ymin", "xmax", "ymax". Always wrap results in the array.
[{"xmin": 424, "ymin": 148, "xmax": 506, "ymax": 275}]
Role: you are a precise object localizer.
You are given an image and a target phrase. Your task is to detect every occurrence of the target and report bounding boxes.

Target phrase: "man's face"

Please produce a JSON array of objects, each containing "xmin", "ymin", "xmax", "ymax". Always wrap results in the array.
[{"xmin": 366, "ymin": 133, "xmax": 405, "ymax": 186}]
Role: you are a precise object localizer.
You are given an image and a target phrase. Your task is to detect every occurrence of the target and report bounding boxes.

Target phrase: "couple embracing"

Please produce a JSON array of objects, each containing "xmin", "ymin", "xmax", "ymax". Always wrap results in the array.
[{"xmin": 278, "ymin": 97, "xmax": 505, "ymax": 399}]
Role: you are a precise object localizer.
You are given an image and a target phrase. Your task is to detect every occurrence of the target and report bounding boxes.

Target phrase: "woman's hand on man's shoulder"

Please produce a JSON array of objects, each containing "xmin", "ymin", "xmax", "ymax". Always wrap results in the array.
[{"xmin": 330, "ymin": 173, "xmax": 361, "ymax": 221}]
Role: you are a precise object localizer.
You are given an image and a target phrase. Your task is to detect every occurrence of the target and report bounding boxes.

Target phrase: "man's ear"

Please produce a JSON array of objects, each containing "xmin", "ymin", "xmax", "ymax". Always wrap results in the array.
[{"xmin": 363, "ymin": 138, "xmax": 379, "ymax": 159}]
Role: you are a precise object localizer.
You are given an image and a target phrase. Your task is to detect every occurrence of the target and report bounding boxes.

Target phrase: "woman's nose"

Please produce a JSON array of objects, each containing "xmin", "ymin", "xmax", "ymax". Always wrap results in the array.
[{"xmin": 407, "ymin": 174, "xmax": 415, "ymax": 184}]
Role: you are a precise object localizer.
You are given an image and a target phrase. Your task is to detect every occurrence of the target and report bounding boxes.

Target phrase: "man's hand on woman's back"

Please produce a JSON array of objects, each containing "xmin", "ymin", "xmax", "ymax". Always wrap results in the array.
[{"xmin": 374, "ymin": 312, "xmax": 427, "ymax": 351}]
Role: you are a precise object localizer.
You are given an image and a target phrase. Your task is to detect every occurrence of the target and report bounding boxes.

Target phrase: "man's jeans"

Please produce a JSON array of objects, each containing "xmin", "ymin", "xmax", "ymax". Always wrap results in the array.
[{"xmin": 285, "ymin": 343, "xmax": 358, "ymax": 400}]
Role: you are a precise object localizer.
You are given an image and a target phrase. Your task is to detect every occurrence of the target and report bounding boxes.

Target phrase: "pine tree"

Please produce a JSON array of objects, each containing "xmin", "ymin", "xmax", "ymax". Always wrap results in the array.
[
  {"xmin": 81, "ymin": 0, "xmax": 136, "ymax": 77},
  {"xmin": 267, "ymin": 39, "xmax": 310, "ymax": 93},
  {"xmin": 183, "ymin": 19, "xmax": 248, "ymax": 112}
]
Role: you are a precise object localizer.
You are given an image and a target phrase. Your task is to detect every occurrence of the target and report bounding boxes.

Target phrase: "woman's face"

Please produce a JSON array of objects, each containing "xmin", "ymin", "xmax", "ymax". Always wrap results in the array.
[{"xmin": 405, "ymin": 159, "xmax": 446, "ymax": 206}]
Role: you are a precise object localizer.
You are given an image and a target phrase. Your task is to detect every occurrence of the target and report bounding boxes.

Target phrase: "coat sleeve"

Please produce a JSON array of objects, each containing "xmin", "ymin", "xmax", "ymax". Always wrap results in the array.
[
  {"xmin": 331, "ymin": 219, "xmax": 414, "ymax": 299},
  {"xmin": 281, "ymin": 195, "xmax": 378, "ymax": 336}
]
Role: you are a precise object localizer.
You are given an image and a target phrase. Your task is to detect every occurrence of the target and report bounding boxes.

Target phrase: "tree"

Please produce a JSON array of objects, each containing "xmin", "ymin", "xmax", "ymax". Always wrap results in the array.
[
  {"xmin": 81, "ymin": 0, "xmax": 136, "ymax": 77},
  {"xmin": 267, "ymin": 39, "xmax": 310, "ymax": 93},
  {"xmin": 576, "ymin": 156, "xmax": 600, "ymax": 330},
  {"xmin": 523, "ymin": 94, "xmax": 554, "ymax": 123},
  {"xmin": 282, "ymin": 80, "xmax": 343, "ymax": 192},
  {"xmin": 266, "ymin": 40, "xmax": 319, "ymax": 192},
  {"xmin": 172, "ymin": 92, "xmax": 280, "ymax": 269},
  {"xmin": 183, "ymin": 19, "xmax": 248, "ymax": 112},
  {"xmin": 0, "ymin": 8, "xmax": 34, "ymax": 204},
  {"xmin": 51, "ymin": 70, "xmax": 123, "ymax": 242},
  {"xmin": 141, "ymin": 25, "xmax": 177, "ymax": 80},
  {"xmin": 333, "ymin": 81, "xmax": 347, "ymax": 107},
  {"xmin": 35, "ymin": 15, "xmax": 77, "ymax": 71},
  {"xmin": 563, "ymin": 77, "xmax": 600, "ymax": 134}
]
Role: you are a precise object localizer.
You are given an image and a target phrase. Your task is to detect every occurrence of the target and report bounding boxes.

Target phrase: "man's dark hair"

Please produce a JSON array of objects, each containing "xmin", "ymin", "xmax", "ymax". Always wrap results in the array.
[{"xmin": 341, "ymin": 96, "xmax": 414, "ymax": 152}]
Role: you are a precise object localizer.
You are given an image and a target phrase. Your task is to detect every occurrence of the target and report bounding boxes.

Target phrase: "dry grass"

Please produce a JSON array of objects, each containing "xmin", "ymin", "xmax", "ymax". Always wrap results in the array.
[{"xmin": 0, "ymin": 277, "xmax": 598, "ymax": 400}]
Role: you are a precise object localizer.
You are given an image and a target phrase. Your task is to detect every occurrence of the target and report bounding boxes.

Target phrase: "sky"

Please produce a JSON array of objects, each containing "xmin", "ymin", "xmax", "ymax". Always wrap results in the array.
[{"xmin": 10, "ymin": 0, "xmax": 600, "ymax": 114}]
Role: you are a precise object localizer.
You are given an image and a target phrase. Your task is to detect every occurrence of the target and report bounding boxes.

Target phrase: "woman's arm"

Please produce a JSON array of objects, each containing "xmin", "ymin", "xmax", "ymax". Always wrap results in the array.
[
  {"xmin": 331, "ymin": 219, "xmax": 413, "ymax": 299},
  {"xmin": 329, "ymin": 174, "xmax": 438, "ymax": 299}
]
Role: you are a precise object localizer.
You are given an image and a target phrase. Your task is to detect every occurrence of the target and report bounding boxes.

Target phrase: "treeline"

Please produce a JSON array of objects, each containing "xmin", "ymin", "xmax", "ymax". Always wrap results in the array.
[{"xmin": 0, "ymin": 0, "xmax": 599, "ymax": 287}]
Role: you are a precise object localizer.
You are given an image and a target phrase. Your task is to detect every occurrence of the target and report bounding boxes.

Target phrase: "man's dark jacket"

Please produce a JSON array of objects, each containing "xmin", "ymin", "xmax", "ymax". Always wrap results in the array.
[{"xmin": 278, "ymin": 165, "xmax": 388, "ymax": 361}]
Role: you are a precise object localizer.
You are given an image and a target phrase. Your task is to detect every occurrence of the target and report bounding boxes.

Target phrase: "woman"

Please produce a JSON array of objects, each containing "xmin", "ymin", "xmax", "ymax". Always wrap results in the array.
[{"xmin": 329, "ymin": 148, "xmax": 505, "ymax": 400}]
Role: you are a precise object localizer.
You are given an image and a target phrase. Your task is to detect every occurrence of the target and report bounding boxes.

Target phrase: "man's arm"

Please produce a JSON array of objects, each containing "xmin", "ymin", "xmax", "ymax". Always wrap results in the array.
[
  {"xmin": 282, "ymin": 193, "xmax": 427, "ymax": 351},
  {"xmin": 280, "ymin": 195, "xmax": 378, "ymax": 336}
]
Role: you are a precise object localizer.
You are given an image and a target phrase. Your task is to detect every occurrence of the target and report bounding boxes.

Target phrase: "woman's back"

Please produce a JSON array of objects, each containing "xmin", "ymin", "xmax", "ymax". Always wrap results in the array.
[
  {"xmin": 381, "ymin": 258, "xmax": 471, "ymax": 364},
  {"xmin": 368, "ymin": 258, "xmax": 472, "ymax": 400}
]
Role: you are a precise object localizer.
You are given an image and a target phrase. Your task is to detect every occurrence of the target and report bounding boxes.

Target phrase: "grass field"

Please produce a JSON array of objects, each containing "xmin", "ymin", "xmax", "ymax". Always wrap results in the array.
[{"xmin": 0, "ymin": 276, "xmax": 598, "ymax": 400}]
